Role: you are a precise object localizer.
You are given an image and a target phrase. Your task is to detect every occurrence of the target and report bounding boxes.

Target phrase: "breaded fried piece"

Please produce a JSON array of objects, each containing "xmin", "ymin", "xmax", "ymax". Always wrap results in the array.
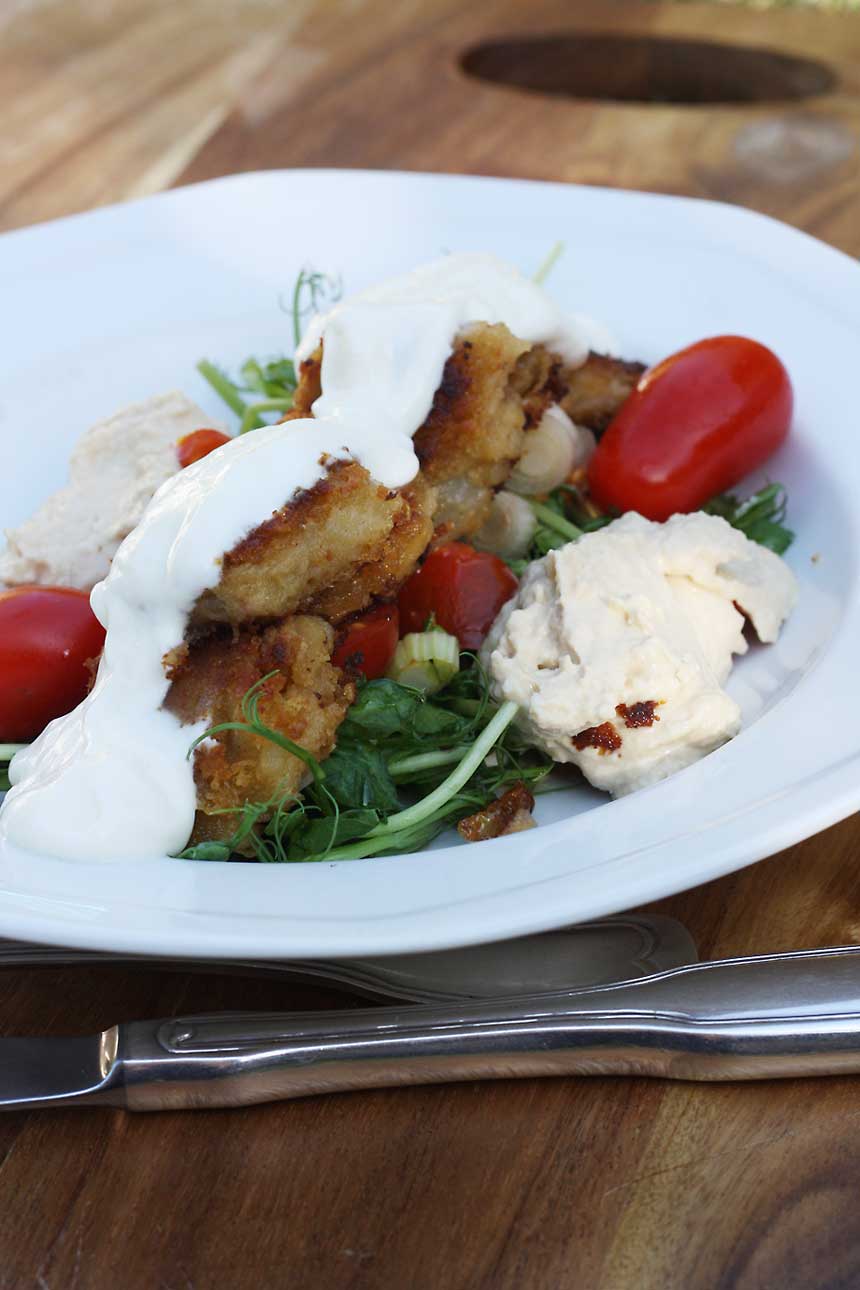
[
  {"xmin": 414, "ymin": 324, "xmax": 534, "ymax": 543},
  {"xmin": 509, "ymin": 343, "xmax": 568, "ymax": 428},
  {"xmin": 560, "ymin": 352, "xmax": 645, "ymax": 435},
  {"xmin": 192, "ymin": 330, "xmax": 643, "ymax": 636},
  {"xmin": 291, "ymin": 324, "xmax": 559, "ymax": 456},
  {"xmin": 310, "ymin": 473, "xmax": 435, "ymax": 623},
  {"xmin": 194, "ymin": 461, "xmax": 436, "ymax": 627},
  {"xmin": 165, "ymin": 615, "xmax": 354, "ymax": 846},
  {"xmin": 413, "ymin": 324, "xmax": 531, "ymax": 488},
  {"xmin": 287, "ymin": 348, "xmax": 321, "ymax": 418},
  {"xmin": 290, "ymin": 324, "xmax": 565, "ymax": 547},
  {"xmin": 195, "ymin": 322, "xmax": 558, "ymax": 629}
]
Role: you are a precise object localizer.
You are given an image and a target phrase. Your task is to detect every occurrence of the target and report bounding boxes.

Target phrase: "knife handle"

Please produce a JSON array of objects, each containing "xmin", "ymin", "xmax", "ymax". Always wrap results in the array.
[{"xmin": 116, "ymin": 946, "xmax": 860, "ymax": 1110}]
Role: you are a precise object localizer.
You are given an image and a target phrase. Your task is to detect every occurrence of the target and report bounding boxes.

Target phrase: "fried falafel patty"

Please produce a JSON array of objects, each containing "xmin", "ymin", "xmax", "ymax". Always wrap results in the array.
[
  {"xmin": 165, "ymin": 616, "xmax": 354, "ymax": 848},
  {"xmin": 193, "ymin": 461, "xmax": 436, "ymax": 628}
]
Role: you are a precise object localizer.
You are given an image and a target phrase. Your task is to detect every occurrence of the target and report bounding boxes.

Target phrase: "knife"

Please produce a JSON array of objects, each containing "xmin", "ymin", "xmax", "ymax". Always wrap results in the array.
[{"xmin": 4, "ymin": 945, "xmax": 860, "ymax": 1111}]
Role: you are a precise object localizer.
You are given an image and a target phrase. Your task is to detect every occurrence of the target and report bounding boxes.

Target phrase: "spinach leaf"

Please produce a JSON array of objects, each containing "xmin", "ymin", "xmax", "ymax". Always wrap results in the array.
[
  {"xmin": 289, "ymin": 808, "xmax": 379, "ymax": 859},
  {"xmin": 320, "ymin": 745, "xmax": 400, "ymax": 813},
  {"xmin": 338, "ymin": 678, "xmax": 425, "ymax": 741}
]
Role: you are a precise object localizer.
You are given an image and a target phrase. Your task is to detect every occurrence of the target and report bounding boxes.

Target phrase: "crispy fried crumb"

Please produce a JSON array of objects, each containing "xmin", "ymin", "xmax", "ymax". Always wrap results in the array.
[
  {"xmin": 192, "ymin": 461, "xmax": 436, "ymax": 627},
  {"xmin": 561, "ymin": 351, "xmax": 645, "ymax": 434},
  {"xmin": 416, "ymin": 325, "xmax": 558, "ymax": 544},
  {"xmin": 165, "ymin": 615, "xmax": 354, "ymax": 847}
]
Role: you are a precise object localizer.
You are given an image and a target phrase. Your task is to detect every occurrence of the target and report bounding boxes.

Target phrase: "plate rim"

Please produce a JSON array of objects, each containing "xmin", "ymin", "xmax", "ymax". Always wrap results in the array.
[{"xmin": 1, "ymin": 166, "xmax": 859, "ymax": 958}]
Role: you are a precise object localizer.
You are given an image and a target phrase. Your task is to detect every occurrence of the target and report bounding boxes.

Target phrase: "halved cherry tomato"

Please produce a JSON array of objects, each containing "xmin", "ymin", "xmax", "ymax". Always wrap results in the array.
[
  {"xmin": 177, "ymin": 428, "xmax": 232, "ymax": 469},
  {"xmin": 588, "ymin": 336, "xmax": 793, "ymax": 522},
  {"xmin": 332, "ymin": 604, "xmax": 400, "ymax": 678},
  {"xmin": 0, "ymin": 587, "xmax": 106, "ymax": 742},
  {"xmin": 398, "ymin": 544, "xmax": 518, "ymax": 650}
]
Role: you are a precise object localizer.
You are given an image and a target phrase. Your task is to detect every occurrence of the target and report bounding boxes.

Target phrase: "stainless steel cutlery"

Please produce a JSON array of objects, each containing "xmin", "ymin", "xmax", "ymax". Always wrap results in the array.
[{"xmin": 2, "ymin": 924, "xmax": 860, "ymax": 1110}]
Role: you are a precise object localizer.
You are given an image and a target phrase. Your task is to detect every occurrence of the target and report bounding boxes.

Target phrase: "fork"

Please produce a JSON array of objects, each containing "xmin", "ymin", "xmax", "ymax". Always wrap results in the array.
[{"xmin": 0, "ymin": 913, "xmax": 696, "ymax": 1003}]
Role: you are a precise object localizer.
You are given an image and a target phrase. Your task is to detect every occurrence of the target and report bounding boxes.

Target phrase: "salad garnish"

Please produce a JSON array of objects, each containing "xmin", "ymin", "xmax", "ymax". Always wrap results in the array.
[
  {"xmin": 703, "ymin": 482, "xmax": 794, "ymax": 555},
  {"xmin": 196, "ymin": 266, "xmax": 342, "ymax": 434},
  {"xmin": 178, "ymin": 662, "xmax": 550, "ymax": 863}
]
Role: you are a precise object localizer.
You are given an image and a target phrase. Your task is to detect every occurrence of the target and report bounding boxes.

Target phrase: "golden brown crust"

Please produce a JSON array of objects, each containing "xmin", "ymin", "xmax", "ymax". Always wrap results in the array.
[
  {"xmin": 510, "ymin": 345, "xmax": 568, "ymax": 429},
  {"xmin": 413, "ymin": 324, "xmax": 529, "ymax": 484},
  {"xmin": 192, "ymin": 460, "xmax": 435, "ymax": 627},
  {"xmin": 560, "ymin": 351, "xmax": 645, "ymax": 435},
  {"xmin": 307, "ymin": 475, "xmax": 435, "ymax": 623},
  {"xmin": 282, "ymin": 351, "xmax": 321, "ymax": 421},
  {"xmin": 165, "ymin": 615, "xmax": 354, "ymax": 847},
  {"xmin": 413, "ymin": 324, "xmax": 560, "ymax": 545}
]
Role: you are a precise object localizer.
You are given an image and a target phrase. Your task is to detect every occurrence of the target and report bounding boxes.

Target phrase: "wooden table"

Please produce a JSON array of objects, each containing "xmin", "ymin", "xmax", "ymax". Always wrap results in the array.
[{"xmin": 3, "ymin": 2, "xmax": 860, "ymax": 1286}]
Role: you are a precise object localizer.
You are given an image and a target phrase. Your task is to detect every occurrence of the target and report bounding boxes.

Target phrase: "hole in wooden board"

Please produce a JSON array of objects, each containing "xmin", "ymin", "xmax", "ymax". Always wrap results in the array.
[{"xmin": 460, "ymin": 34, "xmax": 836, "ymax": 106}]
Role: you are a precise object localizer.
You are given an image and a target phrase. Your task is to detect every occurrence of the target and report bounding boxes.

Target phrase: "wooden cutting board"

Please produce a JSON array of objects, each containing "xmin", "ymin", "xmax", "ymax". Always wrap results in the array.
[{"xmin": 1, "ymin": 2, "xmax": 860, "ymax": 1287}]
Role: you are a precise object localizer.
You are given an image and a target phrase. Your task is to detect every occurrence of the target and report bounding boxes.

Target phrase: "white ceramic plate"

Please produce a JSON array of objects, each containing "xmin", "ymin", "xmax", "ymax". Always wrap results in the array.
[{"xmin": 1, "ymin": 169, "xmax": 858, "ymax": 958}]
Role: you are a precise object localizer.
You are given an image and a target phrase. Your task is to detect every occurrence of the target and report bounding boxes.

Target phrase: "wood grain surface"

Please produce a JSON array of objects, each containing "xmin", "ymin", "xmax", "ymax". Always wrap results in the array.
[{"xmin": 2, "ymin": 1, "xmax": 860, "ymax": 1287}]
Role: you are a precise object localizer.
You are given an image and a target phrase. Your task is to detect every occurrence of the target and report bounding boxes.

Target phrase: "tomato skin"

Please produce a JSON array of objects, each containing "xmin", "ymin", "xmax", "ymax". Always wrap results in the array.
[
  {"xmin": 398, "ymin": 544, "xmax": 519, "ymax": 650},
  {"xmin": 0, "ymin": 587, "xmax": 106, "ymax": 742},
  {"xmin": 332, "ymin": 605, "xmax": 400, "ymax": 679},
  {"xmin": 177, "ymin": 429, "xmax": 232, "ymax": 469},
  {"xmin": 587, "ymin": 336, "xmax": 793, "ymax": 522}
]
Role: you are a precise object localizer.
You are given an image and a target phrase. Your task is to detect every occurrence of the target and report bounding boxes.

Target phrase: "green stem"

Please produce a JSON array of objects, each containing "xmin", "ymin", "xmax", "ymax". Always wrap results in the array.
[
  {"xmin": 388, "ymin": 746, "xmax": 471, "ymax": 778},
  {"xmin": 532, "ymin": 241, "xmax": 564, "ymax": 286},
  {"xmin": 368, "ymin": 701, "xmax": 518, "ymax": 838},
  {"xmin": 239, "ymin": 398, "xmax": 294, "ymax": 435},
  {"xmin": 299, "ymin": 706, "xmax": 519, "ymax": 861},
  {"xmin": 292, "ymin": 272, "xmax": 305, "ymax": 349},
  {"xmin": 0, "ymin": 744, "xmax": 26, "ymax": 760},
  {"xmin": 196, "ymin": 360, "xmax": 249, "ymax": 420},
  {"xmin": 734, "ymin": 483, "xmax": 781, "ymax": 519},
  {"xmin": 301, "ymin": 798, "xmax": 478, "ymax": 864},
  {"xmin": 529, "ymin": 501, "xmax": 583, "ymax": 542},
  {"xmin": 447, "ymin": 698, "xmax": 481, "ymax": 717},
  {"xmin": 186, "ymin": 720, "xmax": 325, "ymax": 786}
]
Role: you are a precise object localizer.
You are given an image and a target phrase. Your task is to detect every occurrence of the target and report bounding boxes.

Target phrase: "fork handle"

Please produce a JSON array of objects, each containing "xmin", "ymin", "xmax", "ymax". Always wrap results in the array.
[{"xmin": 112, "ymin": 947, "xmax": 860, "ymax": 1110}]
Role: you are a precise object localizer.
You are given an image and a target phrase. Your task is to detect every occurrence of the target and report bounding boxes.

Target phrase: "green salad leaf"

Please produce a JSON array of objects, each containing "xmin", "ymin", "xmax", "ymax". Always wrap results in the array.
[
  {"xmin": 703, "ymin": 482, "xmax": 794, "ymax": 555},
  {"xmin": 508, "ymin": 479, "xmax": 794, "ymax": 574},
  {"xmin": 320, "ymin": 745, "xmax": 401, "ymax": 814}
]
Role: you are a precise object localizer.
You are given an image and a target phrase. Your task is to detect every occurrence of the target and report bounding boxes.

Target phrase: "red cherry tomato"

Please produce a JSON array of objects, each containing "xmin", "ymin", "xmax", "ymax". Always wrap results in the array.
[
  {"xmin": 176, "ymin": 428, "xmax": 232, "ymax": 469},
  {"xmin": 588, "ymin": 336, "xmax": 793, "ymax": 522},
  {"xmin": 332, "ymin": 604, "xmax": 400, "ymax": 678},
  {"xmin": 0, "ymin": 587, "xmax": 106, "ymax": 742},
  {"xmin": 398, "ymin": 544, "xmax": 518, "ymax": 650}
]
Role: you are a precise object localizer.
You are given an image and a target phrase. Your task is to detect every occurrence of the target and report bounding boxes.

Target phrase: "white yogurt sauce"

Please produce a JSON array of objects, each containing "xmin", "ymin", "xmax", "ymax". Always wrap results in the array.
[{"xmin": 2, "ymin": 252, "xmax": 599, "ymax": 861}]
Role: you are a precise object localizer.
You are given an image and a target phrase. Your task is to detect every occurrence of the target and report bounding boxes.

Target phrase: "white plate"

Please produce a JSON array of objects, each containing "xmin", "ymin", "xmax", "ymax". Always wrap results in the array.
[{"xmin": 1, "ymin": 169, "xmax": 858, "ymax": 958}]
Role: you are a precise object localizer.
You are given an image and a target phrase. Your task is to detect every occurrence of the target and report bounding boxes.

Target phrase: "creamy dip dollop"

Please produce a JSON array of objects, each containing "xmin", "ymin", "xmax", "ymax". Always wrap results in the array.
[
  {"xmin": 480, "ymin": 512, "xmax": 797, "ymax": 796},
  {"xmin": 1, "ymin": 253, "xmax": 601, "ymax": 862}
]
